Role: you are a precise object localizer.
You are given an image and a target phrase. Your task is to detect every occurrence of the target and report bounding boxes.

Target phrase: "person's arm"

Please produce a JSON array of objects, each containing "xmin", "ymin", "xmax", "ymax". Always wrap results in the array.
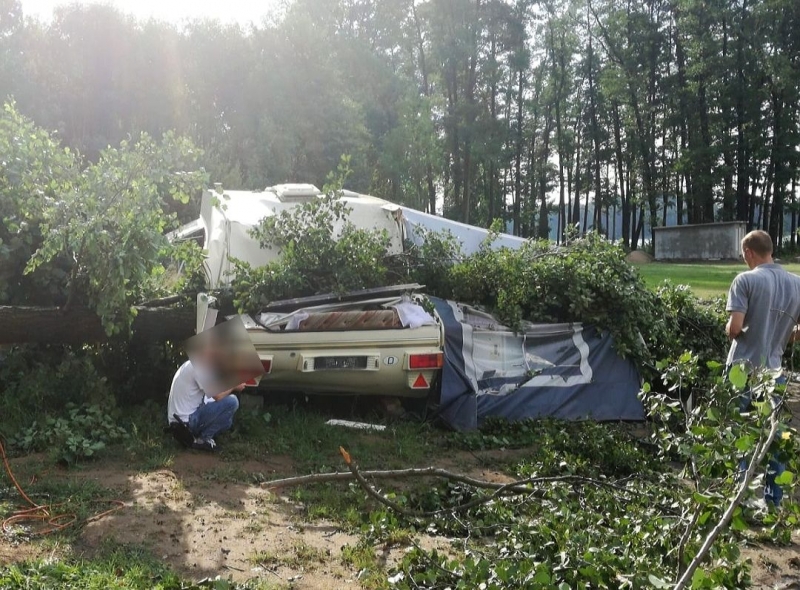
[
  {"xmin": 726, "ymin": 274, "xmax": 748, "ymax": 341},
  {"xmin": 726, "ymin": 311, "xmax": 745, "ymax": 340},
  {"xmin": 211, "ymin": 382, "xmax": 246, "ymax": 402}
]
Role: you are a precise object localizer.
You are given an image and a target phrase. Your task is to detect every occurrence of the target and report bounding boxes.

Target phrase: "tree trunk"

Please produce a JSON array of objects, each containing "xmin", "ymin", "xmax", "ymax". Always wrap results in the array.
[
  {"xmin": 768, "ymin": 90, "xmax": 786, "ymax": 247},
  {"xmin": 411, "ymin": 1, "xmax": 438, "ymax": 216},
  {"xmin": 586, "ymin": 0, "xmax": 603, "ymax": 236},
  {"xmin": 791, "ymin": 173, "xmax": 797, "ymax": 249},
  {"xmin": 552, "ymin": 24, "xmax": 568, "ymax": 243},
  {"xmin": 538, "ymin": 106, "xmax": 553, "ymax": 239},
  {"xmin": 0, "ymin": 306, "xmax": 196, "ymax": 345},
  {"xmin": 674, "ymin": 18, "xmax": 694, "ymax": 222},
  {"xmin": 612, "ymin": 101, "xmax": 628, "ymax": 247},
  {"xmin": 720, "ymin": 17, "xmax": 735, "ymax": 221},
  {"xmin": 514, "ymin": 68, "xmax": 524, "ymax": 235},
  {"xmin": 572, "ymin": 106, "xmax": 583, "ymax": 227},
  {"xmin": 697, "ymin": 78, "xmax": 714, "ymax": 221},
  {"xmin": 735, "ymin": 0, "xmax": 750, "ymax": 225},
  {"xmin": 583, "ymin": 160, "xmax": 591, "ymax": 233}
]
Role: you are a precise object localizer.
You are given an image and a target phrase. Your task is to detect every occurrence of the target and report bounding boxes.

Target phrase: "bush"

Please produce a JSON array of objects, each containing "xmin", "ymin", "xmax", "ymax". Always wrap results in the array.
[
  {"xmin": 232, "ymin": 158, "xmax": 395, "ymax": 311},
  {"xmin": 446, "ymin": 233, "xmax": 662, "ymax": 363},
  {"xmin": 11, "ymin": 403, "xmax": 129, "ymax": 464},
  {"xmin": 0, "ymin": 346, "xmax": 115, "ymax": 437}
]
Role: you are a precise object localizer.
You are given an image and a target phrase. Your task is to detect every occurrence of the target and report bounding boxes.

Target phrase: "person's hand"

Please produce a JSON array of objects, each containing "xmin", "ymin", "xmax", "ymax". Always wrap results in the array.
[{"xmin": 234, "ymin": 382, "xmax": 247, "ymax": 392}]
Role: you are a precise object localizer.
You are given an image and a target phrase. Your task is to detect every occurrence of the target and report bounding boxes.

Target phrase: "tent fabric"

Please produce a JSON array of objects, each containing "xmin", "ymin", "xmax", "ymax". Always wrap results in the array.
[{"xmin": 431, "ymin": 298, "xmax": 644, "ymax": 430}]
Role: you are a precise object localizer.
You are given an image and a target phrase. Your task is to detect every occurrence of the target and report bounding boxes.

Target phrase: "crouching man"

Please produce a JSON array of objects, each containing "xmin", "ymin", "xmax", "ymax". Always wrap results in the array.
[{"xmin": 167, "ymin": 359, "xmax": 245, "ymax": 452}]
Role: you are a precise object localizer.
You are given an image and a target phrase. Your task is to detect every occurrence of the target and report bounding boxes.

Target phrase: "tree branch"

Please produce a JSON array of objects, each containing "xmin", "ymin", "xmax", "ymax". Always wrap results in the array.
[
  {"xmin": 264, "ymin": 448, "xmax": 642, "ymax": 519},
  {"xmin": 673, "ymin": 397, "xmax": 784, "ymax": 589}
]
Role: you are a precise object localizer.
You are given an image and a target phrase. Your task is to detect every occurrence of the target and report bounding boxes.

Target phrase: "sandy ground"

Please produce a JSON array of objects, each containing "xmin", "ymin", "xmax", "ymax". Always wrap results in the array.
[
  {"xmin": 0, "ymin": 436, "xmax": 798, "ymax": 588},
  {"xmin": 737, "ymin": 388, "xmax": 800, "ymax": 590},
  {"xmin": 76, "ymin": 454, "xmax": 367, "ymax": 588},
  {"xmin": 0, "ymin": 450, "xmax": 485, "ymax": 589}
]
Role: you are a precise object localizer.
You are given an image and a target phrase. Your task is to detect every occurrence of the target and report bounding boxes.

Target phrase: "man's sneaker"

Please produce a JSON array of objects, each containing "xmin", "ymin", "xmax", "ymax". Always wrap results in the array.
[{"xmin": 192, "ymin": 439, "xmax": 219, "ymax": 452}]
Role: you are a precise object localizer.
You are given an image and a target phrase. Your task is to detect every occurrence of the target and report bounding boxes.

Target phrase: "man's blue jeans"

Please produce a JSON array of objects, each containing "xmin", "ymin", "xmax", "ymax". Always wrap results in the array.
[
  {"xmin": 188, "ymin": 395, "xmax": 239, "ymax": 442},
  {"xmin": 739, "ymin": 377, "xmax": 786, "ymax": 507}
]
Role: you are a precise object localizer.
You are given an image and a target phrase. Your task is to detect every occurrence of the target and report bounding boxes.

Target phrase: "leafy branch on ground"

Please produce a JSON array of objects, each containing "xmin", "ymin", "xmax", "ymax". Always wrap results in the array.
[{"xmin": 11, "ymin": 403, "xmax": 129, "ymax": 465}]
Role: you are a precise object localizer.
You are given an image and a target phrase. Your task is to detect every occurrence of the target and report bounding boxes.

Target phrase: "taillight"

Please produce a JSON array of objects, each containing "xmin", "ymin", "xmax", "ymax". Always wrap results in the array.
[
  {"xmin": 409, "ymin": 353, "xmax": 443, "ymax": 370},
  {"xmin": 261, "ymin": 359, "xmax": 272, "ymax": 374}
]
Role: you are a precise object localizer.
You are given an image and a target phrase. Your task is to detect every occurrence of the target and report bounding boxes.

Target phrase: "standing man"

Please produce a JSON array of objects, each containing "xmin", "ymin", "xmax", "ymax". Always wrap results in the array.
[
  {"xmin": 726, "ymin": 229, "xmax": 800, "ymax": 507},
  {"xmin": 167, "ymin": 358, "xmax": 244, "ymax": 452}
]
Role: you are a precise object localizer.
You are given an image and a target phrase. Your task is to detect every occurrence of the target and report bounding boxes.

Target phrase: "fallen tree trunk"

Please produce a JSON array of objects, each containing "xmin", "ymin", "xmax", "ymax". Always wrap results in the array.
[{"xmin": 0, "ymin": 305, "xmax": 195, "ymax": 344}]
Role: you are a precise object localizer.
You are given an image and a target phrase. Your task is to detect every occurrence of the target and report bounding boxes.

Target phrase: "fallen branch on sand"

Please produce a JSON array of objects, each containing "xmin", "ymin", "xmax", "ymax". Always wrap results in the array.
[{"xmin": 262, "ymin": 448, "xmax": 637, "ymax": 518}]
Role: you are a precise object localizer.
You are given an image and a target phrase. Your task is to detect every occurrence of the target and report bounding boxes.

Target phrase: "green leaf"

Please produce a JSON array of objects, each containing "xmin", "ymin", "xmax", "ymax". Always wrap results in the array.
[
  {"xmin": 774, "ymin": 471, "xmax": 794, "ymax": 485},
  {"xmin": 728, "ymin": 364, "xmax": 748, "ymax": 391},
  {"xmin": 533, "ymin": 569, "xmax": 551, "ymax": 584},
  {"xmin": 692, "ymin": 568, "xmax": 710, "ymax": 585},
  {"xmin": 731, "ymin": 514, "xmax": 748, "ymax": 531},
  {"xmin": 647, "ymin": 574, "xmax": 671, "ymax": 588},
  {"xmin": 734, "ymin": 435, "xmax": 755, "ymax": 452}
]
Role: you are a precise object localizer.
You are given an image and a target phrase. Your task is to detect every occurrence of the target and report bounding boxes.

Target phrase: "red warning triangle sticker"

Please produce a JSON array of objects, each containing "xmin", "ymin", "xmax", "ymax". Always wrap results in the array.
[{"xmin": 412, "ymin": 373, "xmax": 428, "ymax": 388}]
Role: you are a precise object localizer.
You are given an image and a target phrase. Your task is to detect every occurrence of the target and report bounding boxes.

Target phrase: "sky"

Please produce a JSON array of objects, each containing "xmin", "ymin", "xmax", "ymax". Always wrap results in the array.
[{"xmin": 20, "ymin": 0, "xmax": 286, "ymax": 25}]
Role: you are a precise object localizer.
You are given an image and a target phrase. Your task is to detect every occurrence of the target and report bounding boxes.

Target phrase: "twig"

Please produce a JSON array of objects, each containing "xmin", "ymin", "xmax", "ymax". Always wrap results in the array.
[
  {"xmin": 264, "ymin": 465, "xmax": 636, "ymax": 500},
  {"xmin": 673, "ymin": 398, "xmax": 783, "ymax": 590},
  {"xmin": 410, "ymin": 538, "xmax": 462, "ymax": 581},
  {"xmin": 334, "ymin": 447, "xmax": 636, "ymax": 519},
  {"xmin": 259, "ymin": 564, "xmax": 282, "ymax": 580},
  {"xmin": 675, "ymin": 506, "xmax": 701, "ymax": 567},
  {"xmin": 264, "ymin": 467, "xmax": 533, "ymax": 494}
]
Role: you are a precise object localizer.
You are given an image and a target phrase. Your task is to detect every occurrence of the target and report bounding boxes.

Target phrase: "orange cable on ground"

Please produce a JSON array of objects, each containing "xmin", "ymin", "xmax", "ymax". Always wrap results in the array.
[{"xmin": 0, "ymin": 436, "xmax": 124, "ymax": 536}]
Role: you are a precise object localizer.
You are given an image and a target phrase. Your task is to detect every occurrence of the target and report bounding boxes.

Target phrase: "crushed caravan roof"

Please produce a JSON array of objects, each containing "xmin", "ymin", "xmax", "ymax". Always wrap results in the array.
[{"xmin": 197, "ymin": 183, "xmax": 526, "ymax": 289}]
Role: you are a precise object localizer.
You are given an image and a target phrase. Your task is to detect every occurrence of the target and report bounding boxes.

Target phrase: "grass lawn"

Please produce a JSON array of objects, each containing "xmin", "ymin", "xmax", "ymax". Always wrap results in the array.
[{"xmin": 633, "ymin": 261, "xmax": 800, "ymax": 298}]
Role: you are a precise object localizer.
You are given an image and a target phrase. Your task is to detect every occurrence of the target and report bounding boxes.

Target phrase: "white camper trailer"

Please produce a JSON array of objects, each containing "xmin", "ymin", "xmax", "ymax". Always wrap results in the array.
[
  {"xmin": 172, "ymin": 184, "xmax": 526, "ymax": 398},
  {"xmin": 181, "ymin": 183, "xmax": 525, "ymax": 290}
]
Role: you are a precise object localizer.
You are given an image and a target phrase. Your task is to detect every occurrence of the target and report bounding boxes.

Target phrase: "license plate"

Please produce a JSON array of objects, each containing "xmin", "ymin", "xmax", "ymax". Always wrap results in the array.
[{"xmin": 313, "ymin": 356, "xmax": 369, "ymax": 371}]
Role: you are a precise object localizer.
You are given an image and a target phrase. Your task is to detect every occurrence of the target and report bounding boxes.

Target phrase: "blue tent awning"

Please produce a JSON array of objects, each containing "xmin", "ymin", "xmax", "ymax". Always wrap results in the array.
[{"xmin": 430, "ymin": 298, "xmax": 645, "ymax": 430}]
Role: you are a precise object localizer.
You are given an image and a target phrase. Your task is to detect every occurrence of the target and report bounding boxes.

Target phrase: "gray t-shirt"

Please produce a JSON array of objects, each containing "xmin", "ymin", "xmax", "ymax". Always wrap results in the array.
[{"xmin": 726, "ymin": 263, "xmax": 800, "ymax": 371}]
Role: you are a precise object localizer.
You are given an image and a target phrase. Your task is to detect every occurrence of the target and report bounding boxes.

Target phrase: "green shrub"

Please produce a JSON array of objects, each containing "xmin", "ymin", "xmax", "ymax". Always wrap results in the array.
[
  {"xmin": 232, "ymin": 158, "xmax": 396, "ymax": 311},
  {"xmin": 11, "ymin": 403, "xmax": 129, "ymax": 464},
  {"xmin": 446, "ymin": 233, "xmax": 662, "ymax": 363},
  {"xmin": 0, "ymin": 346, "xmax": 115, "ymax": 436}
]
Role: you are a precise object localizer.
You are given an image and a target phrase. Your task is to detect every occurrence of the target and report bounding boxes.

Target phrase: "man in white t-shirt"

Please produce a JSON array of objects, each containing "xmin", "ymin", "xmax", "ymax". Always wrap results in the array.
[{"xmin": 167, "ymin": 359, "xmax": 245, "ymax": 452}]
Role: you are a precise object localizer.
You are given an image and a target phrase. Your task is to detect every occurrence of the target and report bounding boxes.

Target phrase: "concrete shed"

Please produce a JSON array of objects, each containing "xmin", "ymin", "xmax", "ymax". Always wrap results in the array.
[{"xmin": 653, "ymin": 222, "xmax": 746, "ymax": 261}]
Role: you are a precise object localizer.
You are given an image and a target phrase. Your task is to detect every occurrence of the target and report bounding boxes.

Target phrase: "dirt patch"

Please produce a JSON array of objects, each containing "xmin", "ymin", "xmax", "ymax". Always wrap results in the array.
[
  {"xmin": 742, "ymin": 543, "xmax": 800, "ymax": 589},
  {"xmin": 2, "ymin": 432, "xmax": 799, "ymax": 587},
  {"xmin": 0, "ymin": 541, "xmax": 42, "ymax": 566},
  {"xmin": 626, "ymin": 250, "xmax": 655, "ymax": 264},
  {"xmin": 0, "ymin": 448, "xmax": 481, "ymax": 587},
  {"xmin": 72, "ymin": 458, "xmax": 359, "ymax": 588}
]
